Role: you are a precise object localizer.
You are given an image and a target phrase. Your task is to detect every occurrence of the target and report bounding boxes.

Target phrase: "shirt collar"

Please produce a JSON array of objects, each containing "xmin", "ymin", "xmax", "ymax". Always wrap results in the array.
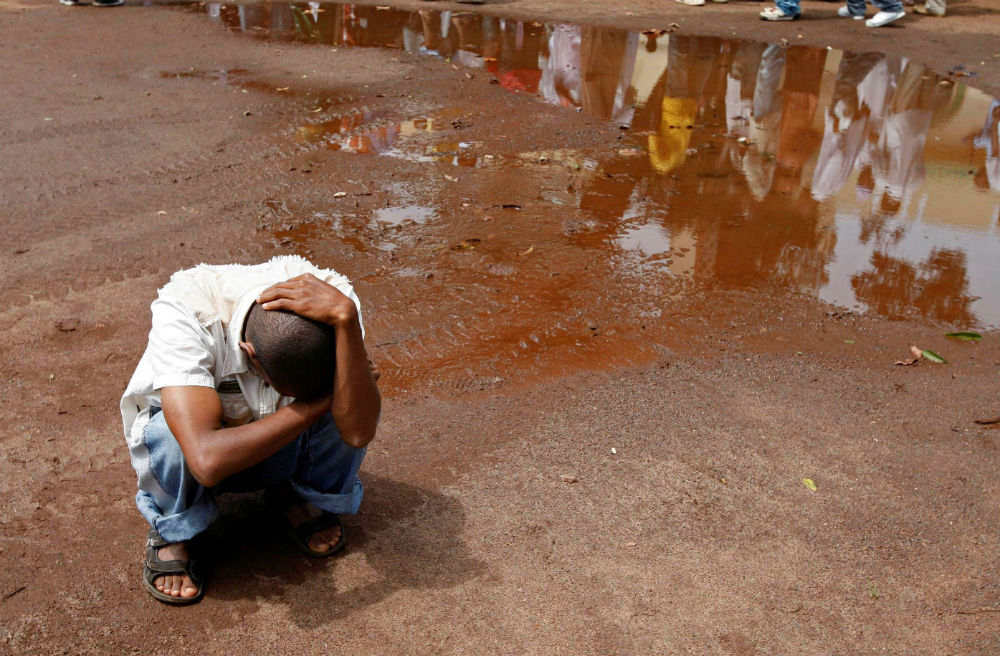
[{"xmin": 220, "ymin": 286, "xmax": 268, "ymax": 378}]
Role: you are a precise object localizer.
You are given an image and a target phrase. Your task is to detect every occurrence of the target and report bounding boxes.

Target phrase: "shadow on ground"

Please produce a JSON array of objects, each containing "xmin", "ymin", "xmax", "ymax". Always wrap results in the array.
[{"xmin": 200, "ymin": 475, "xmax": 485, "ymax": 625}]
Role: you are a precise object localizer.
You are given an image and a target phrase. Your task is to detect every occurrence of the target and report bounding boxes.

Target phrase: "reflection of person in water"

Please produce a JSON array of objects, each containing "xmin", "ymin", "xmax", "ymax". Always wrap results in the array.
[
  {"xmin": 645, "ymin": 36, "xmax": 732, "ymax": 175},
  {"xmin": 410, "ymin": 7, "xmax": 458, "ymax": 57},
  {"xmin": 447, "ymin": 13, "xmax": 500, "ymax": 69},
  {"xmin": 811, "ymin": 53, "xmax": 885, "ymax": 201},
  {"xmin": 579, "ymin": 27, "xmax": 639, "ymax": 125},
  {"xmin": 815, "ymin": 54, "xmax": 960, "ymax": 208},
  {"xmin": 644, "ymin": 38, "xmax": 833, "ymax": 291},
  {"xmin": 489, "ymin": 19, "xmax": 547, "ymax": 93},
  {"xmin": 771, "ymin": 46, "xmax": 827, "ymax": 196},
  {"xmin": 539, "ymin": 24, "xmax": 583, "ymax": 108},
  {"xmin": 867, "ymin": 59, "xmax": 934, "ymax": 213},
  {"xmin": 973, "ymin": 100, "xmax": 1000, "ymax": 193},
  {"xmin": 563, "ymin": 34, "xmax": 841, "ymax": 296},
  {"xmin": 724, "ymin": 41, "xmax": 768, "ymax": 197}
]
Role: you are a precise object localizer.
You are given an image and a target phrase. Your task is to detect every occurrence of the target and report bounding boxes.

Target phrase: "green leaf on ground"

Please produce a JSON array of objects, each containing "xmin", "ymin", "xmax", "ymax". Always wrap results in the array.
[
  {"xmin": 945, "ymin": 331, "xmax": 982, "ymax": 342},
  {"xmin": 802, "ymin": 478, "xmax": 818, "ymax": 492},
  {"xmin": 922, "ymin": 350, "xmax": 947, "ymax": 363}
]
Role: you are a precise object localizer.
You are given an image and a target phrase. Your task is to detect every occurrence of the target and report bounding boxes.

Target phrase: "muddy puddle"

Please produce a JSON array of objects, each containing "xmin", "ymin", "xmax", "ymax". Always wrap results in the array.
[{"xmin": 173, "ymin": 2, "xmax": 1000, "ymax": 392}]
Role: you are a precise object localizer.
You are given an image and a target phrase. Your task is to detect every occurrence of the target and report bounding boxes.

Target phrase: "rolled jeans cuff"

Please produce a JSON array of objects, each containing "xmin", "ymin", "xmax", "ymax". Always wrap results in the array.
[
  {"xmin": 136, "ymin": 489, "xmax": 219, "ymax": 543},
  {"xmin": 292, "ymin": 477, "xmax": 365, "ymax": 516}
]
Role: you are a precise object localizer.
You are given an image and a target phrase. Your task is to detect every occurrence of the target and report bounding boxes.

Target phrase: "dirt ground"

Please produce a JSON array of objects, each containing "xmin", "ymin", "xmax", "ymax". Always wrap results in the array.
[{"xmin": 2, "ymin": 0, "xmax": 1000, "ymax": 653}]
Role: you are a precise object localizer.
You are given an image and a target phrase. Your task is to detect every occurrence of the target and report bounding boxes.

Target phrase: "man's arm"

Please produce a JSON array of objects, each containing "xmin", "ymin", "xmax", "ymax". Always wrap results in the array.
[
  {"xmin": 161, "ymin": 386, "xmax": 331, "ymax": 488},
  {"xmin": 257, "ymin": 273, "xmax": 381, "ymax": 449}
]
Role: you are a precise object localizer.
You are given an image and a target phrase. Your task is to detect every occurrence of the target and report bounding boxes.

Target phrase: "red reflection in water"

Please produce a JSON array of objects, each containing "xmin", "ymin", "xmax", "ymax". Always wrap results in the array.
[{"xmin": 852, "ymin": 250, "xmax": 976, "ymax": 326}]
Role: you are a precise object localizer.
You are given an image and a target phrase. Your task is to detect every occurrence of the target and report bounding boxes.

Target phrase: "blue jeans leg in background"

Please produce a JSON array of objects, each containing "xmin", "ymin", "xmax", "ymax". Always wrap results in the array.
[
  {"xmin": 774, "ymin": 0, "xmax": 801, "ymax": 16},
  {"xmin": 849, "ymin": 0, "xmax": 904, "ymax": 12},
  {"xmin": 134, "ymin": 408, "xmax": 366, "ymax": 543},
  {"xmin": 846, "ymin": 0, "xmax": 868, "ymax": 16},
  {"xmin": 872, "ymin": 0, "xmax": 904, "ymax": 11}
]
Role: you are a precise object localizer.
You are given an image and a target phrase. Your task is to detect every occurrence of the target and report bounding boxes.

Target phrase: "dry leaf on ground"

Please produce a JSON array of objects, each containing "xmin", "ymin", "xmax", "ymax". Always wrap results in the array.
[{"xmin": 896, "ymin": 345, "xmax": 923, "ymax": 366}]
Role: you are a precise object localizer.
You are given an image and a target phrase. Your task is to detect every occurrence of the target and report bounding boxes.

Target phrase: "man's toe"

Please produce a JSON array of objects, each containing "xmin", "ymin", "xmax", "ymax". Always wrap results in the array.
[{"xmin": 324, "ymin": 527, "xmax": 342, "ymax": 549}]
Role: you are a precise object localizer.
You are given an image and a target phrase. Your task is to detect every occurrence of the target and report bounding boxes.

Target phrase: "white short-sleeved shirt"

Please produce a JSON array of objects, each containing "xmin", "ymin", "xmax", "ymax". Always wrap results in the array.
[{"xmin": 119, "ymin": 256, "xmax": 362, "ymax": 450}]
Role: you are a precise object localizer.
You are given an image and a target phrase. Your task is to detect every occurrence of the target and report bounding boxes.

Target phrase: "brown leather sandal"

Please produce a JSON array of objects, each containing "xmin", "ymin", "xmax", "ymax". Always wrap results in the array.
[
  {"xmin": 142, "ymin": 527, "xmax": 205, "ymax": 605},
  {"xmin": 265, "ymin": 486, "xmax": 347, "ymax": 558}
]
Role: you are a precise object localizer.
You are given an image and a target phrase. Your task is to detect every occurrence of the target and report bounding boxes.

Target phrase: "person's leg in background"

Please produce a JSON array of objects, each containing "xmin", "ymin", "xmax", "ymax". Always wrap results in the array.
[
  {"xmin": 839, "ymin": 0, "xmax": 868, "ymax": 19},
  {"xmin": 866, "ymin": 0, "xmax": 906, "ymax": 27},
  {"xmin": 915, "ymin": 0, "xmax": 945, "ymax": 16},
  {"xmin": 760, "ymin": 0, "xmax": 801, "ymax": 20}
]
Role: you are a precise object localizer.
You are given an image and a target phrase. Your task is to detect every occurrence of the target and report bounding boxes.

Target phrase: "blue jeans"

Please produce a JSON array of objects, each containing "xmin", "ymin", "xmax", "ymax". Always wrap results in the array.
[
  {"xmin": 774, "ymin": 0, "xmax": 801, "ymax": 16},
  {"xmin": 134, "ymin": 408, "xmax": 366, "ymax": 543},
  {"xmin": 845, "ymin": 0, "xmax": 904, "ymax": 13}
]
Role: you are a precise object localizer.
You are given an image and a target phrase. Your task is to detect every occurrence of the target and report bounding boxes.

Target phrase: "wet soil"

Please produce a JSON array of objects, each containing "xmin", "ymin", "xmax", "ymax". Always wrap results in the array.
[{"xmin": 2, "ymin": 0, "xmax": 1000, "ymax": 654}]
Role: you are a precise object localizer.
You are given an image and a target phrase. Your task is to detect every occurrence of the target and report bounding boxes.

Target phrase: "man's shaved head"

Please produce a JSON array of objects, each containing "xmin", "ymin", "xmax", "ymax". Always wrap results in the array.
[{"xmin": 243, "ymin": 303, "xmax": 335, "ymax": 400}]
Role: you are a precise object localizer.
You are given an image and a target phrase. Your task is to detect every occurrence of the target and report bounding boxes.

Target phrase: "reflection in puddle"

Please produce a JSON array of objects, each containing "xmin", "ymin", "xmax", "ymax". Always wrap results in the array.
[
  {"xmin": 291, "ymin": 110, "xmax": 490, "ymax": 165},
  {"xmin": 182, "ymin": 2, "xmax": 1000, "ymax": 388},
  {"xmin": 619, "ymin": 223, "xmax": 671, "ymax": 258},
  {"xmin": 374, "ymin": 204, "xmax": 436, "ymax": 226}
]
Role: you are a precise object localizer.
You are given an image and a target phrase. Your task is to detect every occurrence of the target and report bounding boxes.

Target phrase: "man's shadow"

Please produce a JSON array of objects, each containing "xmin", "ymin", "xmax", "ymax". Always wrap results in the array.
[{"xmin": 202, "ymin": 475, "xmax": 485, "ymax": 625}]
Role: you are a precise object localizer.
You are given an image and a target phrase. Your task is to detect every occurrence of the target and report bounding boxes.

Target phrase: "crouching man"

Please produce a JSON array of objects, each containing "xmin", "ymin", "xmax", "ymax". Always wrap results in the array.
[{"xmin": 120, "ymin": 256, "xmax": 381, "ymax": 604}]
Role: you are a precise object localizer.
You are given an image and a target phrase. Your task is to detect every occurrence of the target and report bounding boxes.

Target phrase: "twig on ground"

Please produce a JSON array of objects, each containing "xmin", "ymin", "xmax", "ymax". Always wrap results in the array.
[
  {"xmin": 2, "ymin": 586, "xmax": 26, "ymax": 601},
  {"xmin": 956, "ymin": 606, "xmax": 1000, "ymax": 615}
]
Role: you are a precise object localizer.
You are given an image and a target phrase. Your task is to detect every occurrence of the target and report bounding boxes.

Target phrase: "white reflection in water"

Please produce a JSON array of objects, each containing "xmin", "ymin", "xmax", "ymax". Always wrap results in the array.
[{"xmin": 374, "ymin": 204, "xmax": 436, "ymax": 226}]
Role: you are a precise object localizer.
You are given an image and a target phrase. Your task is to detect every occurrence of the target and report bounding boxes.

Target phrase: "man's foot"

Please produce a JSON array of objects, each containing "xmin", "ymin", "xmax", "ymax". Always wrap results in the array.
[
  {"xmin": 143, "ymin": 527, "xmax": 205, "ymax": 605},
  {"xmin": 152, "ymin": 542, "xmax": 200, "ymax": 599},
  {"xmin": 283, "ymin": 501, "xmax": 343, "ymax": 555}
]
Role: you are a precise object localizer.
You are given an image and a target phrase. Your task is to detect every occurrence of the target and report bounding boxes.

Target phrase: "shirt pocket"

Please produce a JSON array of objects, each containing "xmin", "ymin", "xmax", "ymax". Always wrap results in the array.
[{"xmin": 217, "ymin": 377, "xmax": 252, "ymax": 426}]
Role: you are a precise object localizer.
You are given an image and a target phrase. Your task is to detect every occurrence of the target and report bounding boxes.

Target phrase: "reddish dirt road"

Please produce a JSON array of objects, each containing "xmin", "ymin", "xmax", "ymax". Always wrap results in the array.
[{"xmin": 2, "ymin": 0, "xmax": 999, "ymax": 653}]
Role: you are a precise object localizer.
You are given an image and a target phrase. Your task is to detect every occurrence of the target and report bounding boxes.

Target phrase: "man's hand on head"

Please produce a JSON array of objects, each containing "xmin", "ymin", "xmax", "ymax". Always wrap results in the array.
[
  {"xmin": 257, "ymin": 273, "xmax": 358, "ymax": 327},
  {"xmin": 257, "ymin": 271, "xmax": 380, "ymax": 449}
]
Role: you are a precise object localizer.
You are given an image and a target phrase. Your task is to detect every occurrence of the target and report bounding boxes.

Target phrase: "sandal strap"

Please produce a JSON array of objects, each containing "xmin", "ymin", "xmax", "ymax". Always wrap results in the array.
[
  {"xmin": 145, "ymin": 552, "xmax": 194, "ymax": 572},
  {"xmin": 146, "ymin": 557, "xmax": 202, "ymax": 581},
  {"xmin": 146, "ymin": 526, "xmax": 171, "ymax": 549},
  {"xmin": 144, "ymin": 527, "xmax": 202, "ymax": 585},
  {"xmin": 292, "ymin": 511, "xmax": 342, "ymax": 545}
]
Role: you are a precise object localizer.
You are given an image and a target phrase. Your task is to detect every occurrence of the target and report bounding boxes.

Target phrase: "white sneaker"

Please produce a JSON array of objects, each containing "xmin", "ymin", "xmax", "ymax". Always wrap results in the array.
[
  {"xmin": 760, "ymin": 6, "xmax": 799, "ymax": 20},
  {"xmin": 866, "ymin": 9, "xmax": 906, "ymax": 26},
  {"xmin": 837, "ymin": 5, "xmax": 865, "ymax": 19},
  {"xmin": 676, "ymin": 0, "xmax": 706, "ymax": 5}
]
